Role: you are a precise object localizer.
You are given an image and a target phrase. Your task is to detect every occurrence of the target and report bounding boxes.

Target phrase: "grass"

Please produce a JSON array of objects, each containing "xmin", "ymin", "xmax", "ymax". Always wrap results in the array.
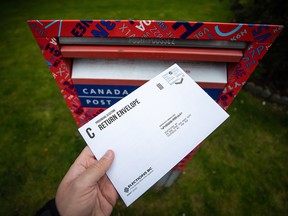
[
  {"xmin": 0, "ymin": 0, "xmax": 287, "ymax": 215},
  {"xmin": 111, "ymin": 91, "xmax": 288, "ymax": 215}
]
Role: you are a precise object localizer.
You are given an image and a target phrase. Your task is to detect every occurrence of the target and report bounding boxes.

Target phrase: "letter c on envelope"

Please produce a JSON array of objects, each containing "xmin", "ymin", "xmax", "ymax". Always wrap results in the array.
[{"xmin": 86, "ymin": 127, "xmax": 95, "ymax": 139}]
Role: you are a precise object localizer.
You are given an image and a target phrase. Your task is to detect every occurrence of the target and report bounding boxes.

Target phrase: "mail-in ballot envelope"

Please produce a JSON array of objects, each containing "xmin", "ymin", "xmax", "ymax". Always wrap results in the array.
[{"xmin": 78, "ymin": 64, "xmax": 229, "ymax": 206}]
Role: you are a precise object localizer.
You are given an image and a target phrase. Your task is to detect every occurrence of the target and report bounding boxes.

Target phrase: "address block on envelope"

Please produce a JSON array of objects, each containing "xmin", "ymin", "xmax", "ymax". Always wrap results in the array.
[{"xmin": 78, "ymin": 64, "xmax": 229, "ymax": 206}]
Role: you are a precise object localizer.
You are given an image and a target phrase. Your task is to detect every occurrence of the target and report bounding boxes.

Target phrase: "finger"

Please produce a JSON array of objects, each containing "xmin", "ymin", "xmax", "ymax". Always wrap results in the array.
[
  {"xmin": 59, "ymin": 147, "xmax": 105, "ymax": 185},
  {"xmin": 78, "ymin": 150, "xmax": 115, "ymax": 186},
  {"xmin": 101, "ymin": 175, "xmax": 119, "ymax": 202},
  {"xmin": 75, "ymin": 146, "xmax": 95, "ymax": 163},
  {"xmin": 64, "ymin": 147, "xmax": 95, "ymax": 178}
]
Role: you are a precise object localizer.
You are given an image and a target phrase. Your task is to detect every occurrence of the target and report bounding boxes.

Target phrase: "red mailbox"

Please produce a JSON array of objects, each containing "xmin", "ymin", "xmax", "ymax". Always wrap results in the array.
[{"xmin": 28, "ymin": 20, "xmax": 283, "ymax": 186}]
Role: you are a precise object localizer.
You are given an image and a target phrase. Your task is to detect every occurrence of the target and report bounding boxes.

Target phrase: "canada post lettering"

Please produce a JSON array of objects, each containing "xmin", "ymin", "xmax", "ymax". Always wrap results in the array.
[{"xmin": 75, "ymin": 84, "xmax": 139, "ymax": 108}]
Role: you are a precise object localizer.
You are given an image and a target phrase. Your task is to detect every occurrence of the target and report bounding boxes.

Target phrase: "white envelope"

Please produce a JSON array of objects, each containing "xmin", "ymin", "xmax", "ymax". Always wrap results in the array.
[{"xmin": 78, "ymin": 64, "xmax": 229, "ymax": 206}]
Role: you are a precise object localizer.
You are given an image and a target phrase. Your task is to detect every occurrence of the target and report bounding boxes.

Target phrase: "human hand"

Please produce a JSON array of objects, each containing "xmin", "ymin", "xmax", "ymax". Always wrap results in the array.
[{"xmin": 55, "ymin": 146, "xmax": 118, "ymax": 216}]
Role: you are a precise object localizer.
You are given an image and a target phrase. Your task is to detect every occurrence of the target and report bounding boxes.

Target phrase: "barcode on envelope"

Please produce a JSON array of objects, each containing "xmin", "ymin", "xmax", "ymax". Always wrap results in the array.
[{"xmin": 156, "ymin": 83, "xmax": 164, "ymax": 90}]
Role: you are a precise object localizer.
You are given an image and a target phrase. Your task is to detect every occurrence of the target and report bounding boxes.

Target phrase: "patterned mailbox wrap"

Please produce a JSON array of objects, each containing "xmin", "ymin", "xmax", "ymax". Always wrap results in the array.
[{"xmin": 28, "ymin": 20, "xmax": 283, "ymax": 174}]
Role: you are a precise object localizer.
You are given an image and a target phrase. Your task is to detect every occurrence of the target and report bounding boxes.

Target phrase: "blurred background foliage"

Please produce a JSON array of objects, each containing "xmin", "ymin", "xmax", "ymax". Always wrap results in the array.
[{"xmin": 231, "ymin": 0, "xmax": 288, "ymax": 95}]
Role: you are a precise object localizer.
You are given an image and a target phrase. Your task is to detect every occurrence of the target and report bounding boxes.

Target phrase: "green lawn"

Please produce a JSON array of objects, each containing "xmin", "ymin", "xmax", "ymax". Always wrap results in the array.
[{"xmin": 0, "ymin": 0, "xmax": 287, "ymax": 215}]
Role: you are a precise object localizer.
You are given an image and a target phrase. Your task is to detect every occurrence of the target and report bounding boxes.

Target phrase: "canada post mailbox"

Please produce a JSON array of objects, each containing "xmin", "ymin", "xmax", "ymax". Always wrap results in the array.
[{"xmin": 28, "ymin": 20, "xmax": 283, "ymax": 186}]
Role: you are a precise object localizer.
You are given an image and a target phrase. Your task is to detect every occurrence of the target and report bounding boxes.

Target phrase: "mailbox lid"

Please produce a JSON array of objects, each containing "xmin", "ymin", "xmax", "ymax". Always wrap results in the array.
[{"xmin": 62, "ymin": 45, "xmax": 243, "ymax": 62}]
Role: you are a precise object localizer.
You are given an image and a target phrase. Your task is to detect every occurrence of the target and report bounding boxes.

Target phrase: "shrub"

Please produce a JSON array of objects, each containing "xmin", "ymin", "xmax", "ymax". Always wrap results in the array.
[{"xmin": 231, "ymin": 0, "xmax": 288, "ymax": 95}]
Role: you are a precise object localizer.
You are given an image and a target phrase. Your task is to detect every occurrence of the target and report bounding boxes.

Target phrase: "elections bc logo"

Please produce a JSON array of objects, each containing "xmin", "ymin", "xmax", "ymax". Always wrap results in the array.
[
  {"xmin": 124, "ymin": 187, "xmax": 129, "ymax": 193},
  {"xmin": 123, "ymin": 167, "xmax": 153, "ymax": 195}
]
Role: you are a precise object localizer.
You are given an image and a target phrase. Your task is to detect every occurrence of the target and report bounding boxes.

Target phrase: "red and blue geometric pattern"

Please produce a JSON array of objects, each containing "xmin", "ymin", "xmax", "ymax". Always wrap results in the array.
[{"xmin": 28, "ymin": 20, "xmax": 283, "ymax": 172}]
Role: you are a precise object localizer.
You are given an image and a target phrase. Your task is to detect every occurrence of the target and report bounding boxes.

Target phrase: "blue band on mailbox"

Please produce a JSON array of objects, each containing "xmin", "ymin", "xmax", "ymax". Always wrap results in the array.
[
  {"xmin": 204, "ymin": 88, "xmax": 223, "ymax": 101},
  {"xmin": 75, "ymin": 84, "xmax": 223, "ymax": 108}
]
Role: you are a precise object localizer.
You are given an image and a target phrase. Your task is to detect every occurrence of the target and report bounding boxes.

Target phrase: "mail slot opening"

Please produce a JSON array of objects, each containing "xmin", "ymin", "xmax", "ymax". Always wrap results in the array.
[{"xmin": 59, "ymin": 37, "xmax": 247, "ymax": 49}]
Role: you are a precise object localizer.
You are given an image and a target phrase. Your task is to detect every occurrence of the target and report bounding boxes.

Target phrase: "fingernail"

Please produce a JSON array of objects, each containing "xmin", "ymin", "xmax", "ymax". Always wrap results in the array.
[{"xmin": 103, "ymin": 150, "xmax": 113, "ymax": 159}]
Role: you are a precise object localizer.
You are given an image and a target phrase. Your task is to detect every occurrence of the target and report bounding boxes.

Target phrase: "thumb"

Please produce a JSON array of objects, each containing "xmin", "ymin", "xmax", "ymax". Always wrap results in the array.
[{"xmin": 78, "ymin": 150, "xmax": 115, "ymax": 186}]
